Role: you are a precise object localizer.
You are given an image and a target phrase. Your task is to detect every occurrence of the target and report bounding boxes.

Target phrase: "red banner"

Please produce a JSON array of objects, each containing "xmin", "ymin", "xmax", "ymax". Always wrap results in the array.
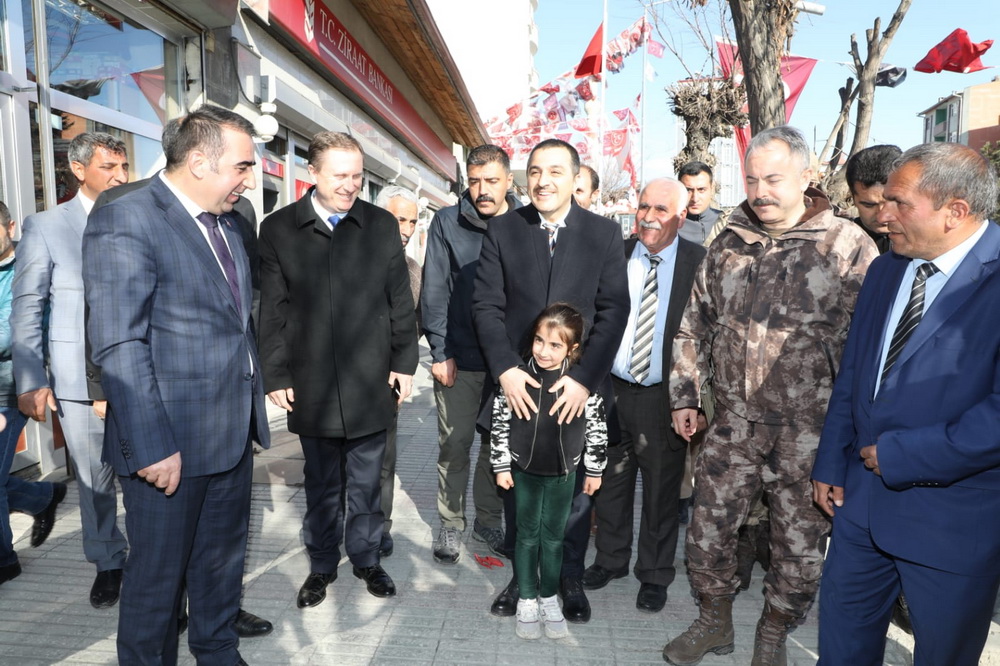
[
  {"xmin": 716, "ymin": 40, "xmax": 818, "ymax": 165},
  {"xmin": 269, "ymin": 0, "xmax": 457, "ymax": 179}
]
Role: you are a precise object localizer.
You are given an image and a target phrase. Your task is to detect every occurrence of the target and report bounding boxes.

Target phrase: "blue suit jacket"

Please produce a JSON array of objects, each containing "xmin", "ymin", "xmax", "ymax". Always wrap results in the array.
[
  {"xmin": 813, "ymin": 221, "xmax": 1000, "ymax": 575},
  {"xmin": 82, "ymin": 176, "xmax": 270, "ymax": 477}
]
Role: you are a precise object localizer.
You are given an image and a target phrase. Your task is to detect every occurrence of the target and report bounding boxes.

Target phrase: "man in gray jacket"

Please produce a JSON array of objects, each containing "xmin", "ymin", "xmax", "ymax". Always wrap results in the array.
[
  {"xmin": 11, "ymin": 132, "xmax": 130, "ymax": 608},
  {"xmin": 422, "ymin": 145, "xmax": 519, "ymax": 565}
]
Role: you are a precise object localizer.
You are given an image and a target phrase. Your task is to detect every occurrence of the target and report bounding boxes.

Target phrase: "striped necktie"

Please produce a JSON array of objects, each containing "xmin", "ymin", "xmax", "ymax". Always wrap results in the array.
[
  {"xmin": 541, "ymin": 221, "xmax": 558, "ymax": 256},
  {"xmin": 880, "ymin": 262, "xmax": 940, "ymax": 385},
  {"xmin": 629, "ymin": 254, "xmax": 662, "ymax": 384}
]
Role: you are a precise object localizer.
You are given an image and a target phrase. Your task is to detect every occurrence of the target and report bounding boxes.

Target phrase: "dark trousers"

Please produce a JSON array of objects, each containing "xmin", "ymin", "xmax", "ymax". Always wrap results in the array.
[
  {"xmin": 117, "ymin": 442, "xmax": 252, "ymax": 666},
  {"xmin": 819, "ymin": 512, "xmax": 1000, "ymax": 666},
  {"xmin": 513, "ymin": 468, "xmax": 577, "ymax": 598},
  {"xmin": 591, "ymin": 379, "xmax": 687, "ymax": 586},
  {"xmin": 300, "ymin": 431, "xmax": 386, "ymax": 572},
  {"xmin": 503, "ymin": 457, "xmax": 591, "ymax": 580}
]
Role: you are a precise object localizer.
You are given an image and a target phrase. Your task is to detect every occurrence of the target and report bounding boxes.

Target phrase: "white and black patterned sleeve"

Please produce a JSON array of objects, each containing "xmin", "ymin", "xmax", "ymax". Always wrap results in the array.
[
  {"xmin": 490, "ymin": 390, "xmax": 513, "ymax": 474},
  {"xmin": 583, "ymin": 393, "xmax": 608, "ymax": 477}
]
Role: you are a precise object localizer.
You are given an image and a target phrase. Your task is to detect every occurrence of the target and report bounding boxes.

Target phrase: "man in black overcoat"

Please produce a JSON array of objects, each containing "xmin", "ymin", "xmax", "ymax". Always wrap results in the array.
[{"xmin": 258, "ymin": 131, "xmax": 418, "ymax": 606}]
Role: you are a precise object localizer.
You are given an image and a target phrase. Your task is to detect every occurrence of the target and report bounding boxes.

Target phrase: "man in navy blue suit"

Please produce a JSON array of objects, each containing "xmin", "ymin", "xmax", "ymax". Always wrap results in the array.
[
  {"xmin": 83, "ymin": 105, "xmax": 270, "ymax": 665},
  {"xmin": 813, "ymin": 142, "xmax": 1000, "ymax": 665}
]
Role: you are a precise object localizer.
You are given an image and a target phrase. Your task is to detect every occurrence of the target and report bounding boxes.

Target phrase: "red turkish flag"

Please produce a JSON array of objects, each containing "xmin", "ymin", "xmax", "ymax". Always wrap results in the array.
[
  {"xmin": 915, "ymin": 29, "xmax": 993, "ymax": 74},
  {"xmin": 575, "ymin": 23, "xmax": 604, "ymax": 78}
]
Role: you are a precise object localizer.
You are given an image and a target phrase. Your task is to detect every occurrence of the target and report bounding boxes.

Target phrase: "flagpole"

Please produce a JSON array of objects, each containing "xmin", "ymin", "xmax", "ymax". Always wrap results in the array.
[
  {"xmin": 599, "ymin": 0, "xmax": 608, "ymax": 215},
  {"xmin": 640, "ymin": 8, "xmax": 648, "ymax": 189}
]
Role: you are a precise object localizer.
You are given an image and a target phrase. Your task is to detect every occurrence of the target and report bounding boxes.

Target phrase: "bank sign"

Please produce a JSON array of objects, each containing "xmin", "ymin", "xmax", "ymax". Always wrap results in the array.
[{"xmin": 270, "ymin": 0, "xmax": 457, "ymax": 179}]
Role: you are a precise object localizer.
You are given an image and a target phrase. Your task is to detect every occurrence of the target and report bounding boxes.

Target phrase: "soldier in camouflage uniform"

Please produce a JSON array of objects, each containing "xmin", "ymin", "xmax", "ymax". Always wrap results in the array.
[{"xmin": 662, "ymin": 126, "xmax": 878, "ymax": 666}]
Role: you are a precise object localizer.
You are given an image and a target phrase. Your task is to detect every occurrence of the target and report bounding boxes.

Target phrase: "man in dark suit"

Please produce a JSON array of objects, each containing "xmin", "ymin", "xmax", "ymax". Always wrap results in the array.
[
  {"xmin": 812, "ymin": 143, "xmax": 1000, "ymax": 664},
  {"xmin": 90, "ymin": 116, "xmax": 271, "ymax": 639},
  {"xmin": 581, "ymin": 178, "xmax": 705, "ymax": 613},
  {"xmin": 473, "ymin": 138, "xmax": 629, "ymax": 623},
  {"xmin": 82, "ymin": 105, "xmax": 270, "ymax": 665},
  {"xmin": 258, "ymin": 131, "xmax": 417, "ymax": 607}
]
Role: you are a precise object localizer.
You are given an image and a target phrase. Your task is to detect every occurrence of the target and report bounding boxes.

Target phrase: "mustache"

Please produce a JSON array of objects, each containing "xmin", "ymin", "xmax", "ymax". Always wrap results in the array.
[
  {"xmin": 476, "ymin": 194, "xmax": 495, "ymax": 204},
  {"xmin": 752, "ymin": 198, "xmax": 780, "ymax": 207},
  {"xmin": 639, "ymin": 221, "xmax": 662, "ymax": 230}
]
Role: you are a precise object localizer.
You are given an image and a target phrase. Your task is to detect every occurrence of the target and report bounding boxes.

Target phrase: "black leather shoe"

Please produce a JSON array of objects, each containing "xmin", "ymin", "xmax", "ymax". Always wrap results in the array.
[
  {"xmin": 490, "ymin": 577, "xmax": 518, "ymax": 617},
  {"xmin": 235, "ymin": 608, "xmax": 273, "ymax": 637},
  {"xmin": 581, "ymin": 563, "xmax": 628, "ymax": 590},
  {"xmin": 31, "ymin": 482, "xmax": 67, "ymax": 548},
  {"xmin": 91, "ymin": 568, "xmax": 123, "ymax": 608},
  {"xmin": 0, "ymin": 561, "xmax": 21, "ymax": 585},
  {"xmin": 636, "ymin": 582, "xmax": 667, "ymax": 612},
  {"xmin": 297, "ymin": 572, "xmax": 337, "ymax": 608},
  {"xmin": 353, "ymin": 564, "xmax": 396, "ymax": 597},
  {"xmin": 560, "ymin": 577, "xmax": 591, "ymax": 624},
  {"xmin": 379, "ymin": 532, "xmax": 394, "ymax": 558}
]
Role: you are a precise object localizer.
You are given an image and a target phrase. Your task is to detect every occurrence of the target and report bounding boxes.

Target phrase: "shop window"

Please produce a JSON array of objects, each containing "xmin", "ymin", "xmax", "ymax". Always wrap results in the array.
[
  {"xmin": 23, "ymin": 0, "xmax": 179, "ymax": 125},
  {"xmin": 30, "ymin": 103, "xmax": 161, "ymax": 212}
]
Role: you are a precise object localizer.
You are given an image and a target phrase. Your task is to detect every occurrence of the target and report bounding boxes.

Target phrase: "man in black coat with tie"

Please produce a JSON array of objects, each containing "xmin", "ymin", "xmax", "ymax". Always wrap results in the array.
[
  {"xmin": 473, "ymin": 138, "xmax": 629, "ymax": 623},
  {"xmin": 258, "ymin": 131, "xmax": 418, "ymax": 607},
  {"xmin": 581, "ymin": 178, "xmax": 706, "ymax": 613}
]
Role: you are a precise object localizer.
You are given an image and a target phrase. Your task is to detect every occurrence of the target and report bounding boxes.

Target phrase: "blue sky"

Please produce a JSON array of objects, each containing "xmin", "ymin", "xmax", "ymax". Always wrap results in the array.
[{"xmin": 532, "ymin": 0, "xmax": 1000, "ymax": 177}]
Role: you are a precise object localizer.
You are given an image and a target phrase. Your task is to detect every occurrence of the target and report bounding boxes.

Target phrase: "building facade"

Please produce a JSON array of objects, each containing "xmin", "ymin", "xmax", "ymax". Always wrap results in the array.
[
  {"xmin": 918, "ymin": 77, "xmax": 1000, "ymax": 152},
  {"xmin": 0, "ymin": 0, "xmax": 486, "ymax": 472}
]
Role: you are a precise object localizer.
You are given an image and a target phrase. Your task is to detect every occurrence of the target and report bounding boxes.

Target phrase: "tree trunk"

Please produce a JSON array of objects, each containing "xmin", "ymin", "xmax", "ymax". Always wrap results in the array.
[
  {"xmin": 728, "ymin": 0, "xmax": 793, "ymax": 134},
  {"xmin": 848, "ymin": 0, "xmax": 912, "ymax": 155}
]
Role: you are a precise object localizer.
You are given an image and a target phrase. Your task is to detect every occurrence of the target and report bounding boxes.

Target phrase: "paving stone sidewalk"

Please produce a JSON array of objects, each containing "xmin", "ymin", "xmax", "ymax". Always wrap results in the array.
[{"xmin": 0, "ymin": 342, "xmax": 989, "ymax": 664}]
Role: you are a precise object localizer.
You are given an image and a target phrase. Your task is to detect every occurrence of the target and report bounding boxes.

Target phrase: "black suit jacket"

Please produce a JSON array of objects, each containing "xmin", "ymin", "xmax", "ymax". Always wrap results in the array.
[
  {"xmin": 87, "ymin": 177, "xmax": 260, "ymax": 400},
  {"xmin": 472, "ymin": 201, "xmax": 630, "ymax": 430},
  {"xmin": 619, "ymin": 237, "xmax": 706, "ymax": 447},
  {"xmin": 257, "ymin": 187, "xmax": 418, "ymax": 439}
]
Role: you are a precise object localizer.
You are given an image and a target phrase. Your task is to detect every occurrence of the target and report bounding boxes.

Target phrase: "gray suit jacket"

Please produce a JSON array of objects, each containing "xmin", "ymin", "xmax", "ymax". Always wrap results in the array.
[{"xmin": 11, "ymin": 196, "xmax": 91, "ymax": 400}]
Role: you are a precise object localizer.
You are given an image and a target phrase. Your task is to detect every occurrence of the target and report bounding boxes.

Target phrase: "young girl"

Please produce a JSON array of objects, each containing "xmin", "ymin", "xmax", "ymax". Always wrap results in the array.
[{"xmin": 491, "ymin": 302, "xmax": 608, "ymax": 640}]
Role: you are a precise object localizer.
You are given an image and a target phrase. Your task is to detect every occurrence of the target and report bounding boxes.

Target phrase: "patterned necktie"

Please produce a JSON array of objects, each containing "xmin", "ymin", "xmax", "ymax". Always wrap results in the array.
[
  {"xmin": 880, "ymin": 262, "xmax": 940, "ymax": 384},
  {"xmin": 196, "ymin": 212, "xmax": 242, "ymax": 318},
  {"xmin": 541, "ymin": 221, "xmax": 558, "ymax": 256},
  {"xmin": 629, "ymin": 254, "xmax": 662, "ymax": 384},
  {"xmin": 329, "ymin": 214, "xmax": 341, "ymax": 229}
]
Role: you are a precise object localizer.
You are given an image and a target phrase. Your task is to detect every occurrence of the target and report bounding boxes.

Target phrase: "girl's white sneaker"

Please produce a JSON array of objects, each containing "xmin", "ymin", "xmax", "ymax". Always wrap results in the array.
[
  {"xmin": 515, "ymin": 598, "xmax": 543, "ymax": 640},
  {"xmin": 539, "ymin": 594, "xmax": 569, "ymax": 639}
]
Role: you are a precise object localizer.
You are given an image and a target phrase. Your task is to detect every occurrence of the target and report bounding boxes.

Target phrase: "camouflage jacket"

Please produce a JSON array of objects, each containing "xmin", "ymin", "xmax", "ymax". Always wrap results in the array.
[{"xmin": 669, "ymin": 189, "xmax": 878, "ymax": 426}]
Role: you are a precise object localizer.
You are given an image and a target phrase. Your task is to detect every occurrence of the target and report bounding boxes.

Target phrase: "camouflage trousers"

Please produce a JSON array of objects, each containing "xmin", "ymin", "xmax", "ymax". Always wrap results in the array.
[{"xmin": 686, "ymin": 408, "xmax": 827, "ymax": 618}]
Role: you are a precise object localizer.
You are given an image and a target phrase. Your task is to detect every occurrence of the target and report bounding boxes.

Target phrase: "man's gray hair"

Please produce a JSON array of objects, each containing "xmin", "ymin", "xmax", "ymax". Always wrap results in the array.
[
  {"xmin": 376, "ymin": 185, "xmax": 419, "ymax": 209},
  {"xmin": 0, "ymin": 200, "xmax": 10, "ymax": 226},
  {"xmin": 745, "ymin": 125, "xmax": 811, "ymax": 172},
  {"xmin": 68, "ymin": 132, "xmax": 126, "ymax": 167},
  {"xmin": 640, "ymin": 177, "xmax": 688, "ymax": 216},
  {"xmin": 894, "ymin": 143, "xmax": 999, "ymax": 220}
]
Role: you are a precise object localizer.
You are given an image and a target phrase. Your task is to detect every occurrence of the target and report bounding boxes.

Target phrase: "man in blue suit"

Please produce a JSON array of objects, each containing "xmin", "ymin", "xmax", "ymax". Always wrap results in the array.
[
  {"xmin": 83, "ymin": 105, "xmax": 270, "ymax": 665},
  {"xmin": 813, "ymin": 142, "xmax": 1000, "ymax": 665}
]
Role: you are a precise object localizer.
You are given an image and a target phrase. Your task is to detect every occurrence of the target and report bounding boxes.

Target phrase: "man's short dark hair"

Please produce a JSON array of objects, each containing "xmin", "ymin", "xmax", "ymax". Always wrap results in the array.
[
  {"xmin": 467, "ymin": 145, "xmax": 510, "ymax": 173},
  {"xmin": 677, "ymin": 161, "xmax": 713, "ymax": 182},
  {"xmin": 68, "ymin": 132, "xmax": 126, "ymax": 168},
  {"xmin": 0, "ymin": 201, "xmax": 10, "ymax": 226},
  {"xmin": 307, "ymin": 131, "xmax": 363, "ymax": 167},
  {"xmin": 528, "ymin": 139, "xmax": 580, "ymax": 175},
  {"xmin": 580, "ymin": 164, "xmax": 599, "ymax": 191},
  {"xmin": 845, "ymin": 145, "xmax": 902, "ymax": 191},
  {"xmin": 164, "ymin": 105, "xmax": 257, "ymax": 170}
]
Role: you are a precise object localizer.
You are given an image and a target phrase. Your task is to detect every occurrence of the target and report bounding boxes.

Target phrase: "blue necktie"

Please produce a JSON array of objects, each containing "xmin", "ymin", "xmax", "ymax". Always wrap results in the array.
[{"xmin": 329, "ymin": 214, "xmax": 341, "ymax": 229}]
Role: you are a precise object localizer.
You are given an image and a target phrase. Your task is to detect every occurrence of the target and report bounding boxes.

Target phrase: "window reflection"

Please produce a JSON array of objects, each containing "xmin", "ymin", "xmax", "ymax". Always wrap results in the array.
[
  {"xmin": 30, "ymin": 104, "xmax": 160, "ymax": 212},
  {"xmin": 24, "ymin": 0, "xmax": 175, "ymax": 125}
]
